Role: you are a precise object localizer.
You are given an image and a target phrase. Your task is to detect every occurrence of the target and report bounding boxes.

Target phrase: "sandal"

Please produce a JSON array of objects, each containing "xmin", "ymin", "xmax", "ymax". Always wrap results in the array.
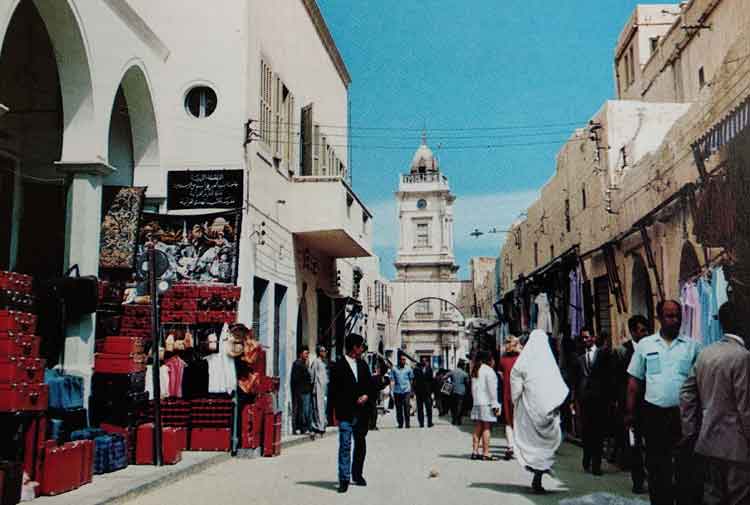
[
  {"xmin": 470, "ymin": 453, "xmax": 480, "ymax": 460},
  {"xmin": 481, "ymin": 455, "xmax": 499, "ymax": 461}
]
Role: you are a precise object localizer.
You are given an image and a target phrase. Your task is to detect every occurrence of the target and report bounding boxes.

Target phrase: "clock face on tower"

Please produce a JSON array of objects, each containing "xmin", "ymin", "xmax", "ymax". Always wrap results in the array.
[{"xmin": 417, "ymin": 199, "xmax": 427, "ymax": 210}]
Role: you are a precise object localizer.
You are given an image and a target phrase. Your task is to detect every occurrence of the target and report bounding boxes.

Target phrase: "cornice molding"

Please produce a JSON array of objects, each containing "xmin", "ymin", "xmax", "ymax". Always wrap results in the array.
[{"xmin": 300, "ymin": 0, "xmax": 351, "ymax": 87}]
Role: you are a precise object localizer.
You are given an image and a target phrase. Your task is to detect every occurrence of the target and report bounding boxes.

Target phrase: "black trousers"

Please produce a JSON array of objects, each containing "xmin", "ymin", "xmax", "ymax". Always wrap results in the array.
[
  {"xmin": 642, "ymin": 403, "xmax": 700, "ymax": 505},
  {"xmin": 581, "ymin": 399, "xmax": 607, "ymax": 473},
  {"xmin": 450, "ymin": 394, "xmax": 465, "ymax": 425},
  {"xmin": 351, "ymin": 419, "xmax": 368, "ymax": 480},
  {"xmin": 394, "ymin": 393, "xmax": 411, "ymax": 428},
  {"xmin": 627, "ymin": 417, "xmax": 646, "ymax": 489},
  {"xmin": 416, "ymin": 393, "xmax": 433, "ymax": 427}
]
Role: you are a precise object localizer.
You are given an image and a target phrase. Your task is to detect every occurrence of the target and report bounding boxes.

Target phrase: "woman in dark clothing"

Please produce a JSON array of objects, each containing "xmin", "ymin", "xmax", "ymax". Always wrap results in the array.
[{"xmin": 498, "ymin": 336, "xmax": 522, "ymax": 460}]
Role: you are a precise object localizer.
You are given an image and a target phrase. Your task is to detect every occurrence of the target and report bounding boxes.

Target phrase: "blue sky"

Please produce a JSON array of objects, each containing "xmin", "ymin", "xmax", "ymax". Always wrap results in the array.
[{"xmin": 317, "ymin": 1, "xmax": 642, "ymax": 279}]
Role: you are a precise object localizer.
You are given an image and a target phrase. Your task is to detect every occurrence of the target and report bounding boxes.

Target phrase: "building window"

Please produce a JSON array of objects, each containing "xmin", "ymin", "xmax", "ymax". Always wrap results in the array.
[
  {"xmin": 260, "ymin": 60, "xmax": 273, "ymax": 145},
  {"xmin": 698, "ymin": 67, "xmax": 706, "ymax": 89},
  {"xmin": 415, "ymin": 300, "xmax": 431, "ymax": 316},
  {"xmin": 259, "ymin": 60, "xmax": 295, "ymax": 167},
  {"xmin": 534, "ymin": 242, "xmax": 539, "ymax": 267},
  {"xmin": 564, "ymin": 198, "xmax": 571, "ymax": 232},
  {"xmin": 550, "ymin": 244, "xmax": 555, "ymax": 260},
  {"xmin": 650, "ymin": 36, "xmax": 660, "ymax": 54},
  {"xmin": 185, "ymin": 86, "xmax": 217, "ymax": 118},
  {"xmin": 628, "ymin": 46, "xmax": 636, "ymax": 85},
  {"xmin": 415, "ymin": 222, "xmax": 429, "ymax": 248}
]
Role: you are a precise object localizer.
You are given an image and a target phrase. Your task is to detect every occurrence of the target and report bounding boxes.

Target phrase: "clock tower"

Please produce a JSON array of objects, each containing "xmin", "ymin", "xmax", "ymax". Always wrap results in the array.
[{"xmin": 395, "ymin": 138, "xmax": 459, "ymax": 281}]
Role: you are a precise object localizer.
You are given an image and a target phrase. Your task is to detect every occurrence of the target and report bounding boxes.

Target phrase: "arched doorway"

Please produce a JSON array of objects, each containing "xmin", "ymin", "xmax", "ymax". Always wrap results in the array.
[
  {"xmin": 630, "ymin": 254, "xmax": 654, "ymax": 328},
  {"xmin": 396, "ymin": 296, "xmax": 467, "ymax": 369}
]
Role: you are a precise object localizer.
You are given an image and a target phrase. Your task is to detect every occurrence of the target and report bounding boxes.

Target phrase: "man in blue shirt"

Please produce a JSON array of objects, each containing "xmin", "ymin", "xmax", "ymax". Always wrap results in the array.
[
  {"xmin": 626, "ymin": 300, "xmax": 701, "ymax": 505},
  {"xmin": 389, "ymin": 353, "xmax": 414, "ymax": 428}
]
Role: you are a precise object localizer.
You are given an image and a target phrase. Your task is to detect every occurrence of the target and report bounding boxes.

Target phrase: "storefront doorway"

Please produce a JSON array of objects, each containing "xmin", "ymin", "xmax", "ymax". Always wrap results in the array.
[{"xmin": 631, "ymin": 254, "xmax": 654, "ymax": 328}]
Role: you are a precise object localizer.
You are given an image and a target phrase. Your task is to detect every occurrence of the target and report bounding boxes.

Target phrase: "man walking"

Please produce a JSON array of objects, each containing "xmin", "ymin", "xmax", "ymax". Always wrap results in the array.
[
  {"xmin": 290, "ymin": 346, "xmax": 313, "ymax": 435},
  {"xmin": 449, "ymin": 360, "xmax": 470, "ymax": 425},
  {"xmin": 330, "ymin": 334, "xmax": 375, "ymax": 493},
  {"xmin": 572, "ymin": 328, "xmax": 616, "ymax": 476},
  {"xmin": 616, "ymin": 315, "xmax": 650, "ymax": 493},
  {"xmin": 309, "ymin": 345, "xmax": 329, "ymax": 437},
  {"xmin": 413, "ymin": 356, "xmax": 434, "ymax": 428},
  {"xmin": 626, "ymin": 300, "xmax": 701, "ymax": 505},
  {"xmin": 389, "ymin": 353, "xmax": 414, "ymax": 428},
  {"xmin": 680, "ymin": 302, "xmax": 750, "ymax": 505}
]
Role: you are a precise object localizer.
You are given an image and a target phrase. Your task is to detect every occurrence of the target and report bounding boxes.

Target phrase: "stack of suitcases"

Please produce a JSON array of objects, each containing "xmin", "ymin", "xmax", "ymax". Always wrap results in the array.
[
  {"xmin": 0, "ymin": 271, "xmax": 48, "ymax": 414},
  {"xmin": 239, "ymin": 384, "xmax": 281, "ymax": 457},
  {"xmin": 189, "ymin": 398, "xmax": 232, "ymax": 451},
  {"xmin": 161, "ymin": 283, "xmax": 240, "ymax": 324}
]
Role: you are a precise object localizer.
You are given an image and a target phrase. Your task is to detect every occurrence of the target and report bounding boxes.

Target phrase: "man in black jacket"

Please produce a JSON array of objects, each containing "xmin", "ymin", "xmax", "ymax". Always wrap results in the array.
[
  {"xmin": 572, "ymin": 327, "xmax": 616, "ymax": 476},
  {"xmin": 330, "ymin": 333, "xmax": 375, "ymax": 493},
  {"xmin": 290, "ymin": 346, "xmax": 313, "ymax": 435},
  {"xmin": 413, "ymin": 356, "xmax": 434, "ymax": 428}
]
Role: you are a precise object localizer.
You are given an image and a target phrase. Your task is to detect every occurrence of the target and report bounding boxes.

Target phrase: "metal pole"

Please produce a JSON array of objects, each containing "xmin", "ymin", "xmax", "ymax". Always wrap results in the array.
[{"xmin": 148, "ymin": 245, "xmax": 163, "ymax": 466}]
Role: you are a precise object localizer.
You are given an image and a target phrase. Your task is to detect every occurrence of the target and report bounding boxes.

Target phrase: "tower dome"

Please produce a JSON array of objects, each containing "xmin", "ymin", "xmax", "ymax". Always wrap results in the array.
[{"xmin": 410, "ymin": 137, "xmax": 439, "ymax": 173}]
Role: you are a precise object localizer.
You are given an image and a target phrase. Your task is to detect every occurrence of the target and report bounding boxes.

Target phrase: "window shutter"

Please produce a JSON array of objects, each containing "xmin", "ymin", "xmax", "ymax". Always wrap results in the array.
[
  {"xmin": 286, "ymin": 92, "xmax": 295, "ymax": 171},
  {"xmin": 272, "ymin": 73, "xmax": 282, "ymax": 158},
  {"xmin": 300, "ymin": 104, "xmax": 313, "ymax": 175},
  {"xmin": 321, "ymin": 137, "xmax": 328, "ymax": 175},
  {"xmin": 260, "ymin": 61, "xmax": 273, "ymax": 147},
  {"xmin": 313, "ymin": 124, "xmax": 321, "ymax": 175}
]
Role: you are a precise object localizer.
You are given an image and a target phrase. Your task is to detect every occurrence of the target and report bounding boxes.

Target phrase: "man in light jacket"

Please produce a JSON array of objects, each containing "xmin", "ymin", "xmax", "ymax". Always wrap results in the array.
[{"xmin": 680, "ymin": 302, "xmax": 750, "ymax": 505}]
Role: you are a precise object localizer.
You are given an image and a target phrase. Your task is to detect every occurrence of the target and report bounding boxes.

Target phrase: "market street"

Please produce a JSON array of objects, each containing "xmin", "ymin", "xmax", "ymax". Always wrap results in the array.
[{"xmin": 124, "ymin": 414, "xmax": 643, "ymax": 505}]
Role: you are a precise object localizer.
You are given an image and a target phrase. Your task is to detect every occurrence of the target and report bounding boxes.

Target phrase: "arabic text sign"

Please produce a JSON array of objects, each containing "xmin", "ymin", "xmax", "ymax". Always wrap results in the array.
[{"xmin": 167, "ymin": 170, "xmax": 243, "ymax": 210}]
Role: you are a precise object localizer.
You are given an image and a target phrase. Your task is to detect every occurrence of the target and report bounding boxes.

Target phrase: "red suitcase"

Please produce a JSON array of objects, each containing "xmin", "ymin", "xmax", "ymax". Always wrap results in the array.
[
  {"xmin": 0, "ymin": 271, "xmax": 33, "ymax": 294},
  {"xmin": 0, "ymin": 357, "xmax": 45, "ymax": 384},
  {"xmin": 0, "ymin": 311, "xmax": 37, "ymax": 333},
  {"xmin": 119, "ymin": 328, "xmax": 152, "ymax": 339},
  {"xmin": 190, "ymin": 428, "xmax": 230, "ymax": 452},
  {"xmin": 23, "ymin": 414, "xmax": 46, "ymax": 480},
  {"xmin": 39, "ymin": 441, "xmax": 83, "ymax": 496},
  {"xmin": 100, "ymin": 337, "xmax": 144, "ymax": 355},
  {"xmin": 262, "ymin": 412, "xmax": 281, "ymax": 457},
  {"xmin": 75, "ymin": 440, "xmax": 94, "ymax": 485},
  {"xmin": 0, "ymin": 382, "xmax": 48, "ymax": 412},
  {"xmin": 173, "ymin": 427, "xmax": 188, "ymax": 451},
  {"xmin": 135, "ymin": 424, "xmax": 182, "ymax": 465},
  {"xmin": 122, "ymin": 305, "xmax": 152, "ymax": 317},
  {"xmin": 0, "ymin": 332, "xmax": 40, "ymax": 357},
  {"xmin": 94, "ymin": 353, "xmax": 146, "ymax": 374},
  {"xmin": 160, "ymin": 298, "xmax": 198, "ymax": 311},
  {"xmin": 120, "ymin": 317, "xmax": 151, "ymax": 330}
]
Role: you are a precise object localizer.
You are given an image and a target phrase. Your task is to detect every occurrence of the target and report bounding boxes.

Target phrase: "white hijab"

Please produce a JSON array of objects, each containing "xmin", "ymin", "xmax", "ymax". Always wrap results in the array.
[{"xmin": 512, "ymin": 329, "xmax": 568, "ymax": 415}]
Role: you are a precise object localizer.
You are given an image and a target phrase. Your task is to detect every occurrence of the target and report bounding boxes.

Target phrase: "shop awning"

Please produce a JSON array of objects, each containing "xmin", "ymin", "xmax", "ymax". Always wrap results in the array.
[{"xmin": 692, "ymin": 95, "xmax": 750, "ymax": 162}]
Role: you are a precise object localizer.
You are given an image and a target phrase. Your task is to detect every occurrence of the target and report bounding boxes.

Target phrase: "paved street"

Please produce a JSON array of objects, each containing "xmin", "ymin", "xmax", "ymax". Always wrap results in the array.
[{"xmin": 124, "ymin": 414, "xmax": 644, "ymax": 505}]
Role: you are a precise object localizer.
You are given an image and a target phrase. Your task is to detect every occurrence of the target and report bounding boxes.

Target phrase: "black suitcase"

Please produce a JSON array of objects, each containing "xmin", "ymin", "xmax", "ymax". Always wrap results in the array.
[
  {"xmin": 91, "ymin": 371, "xmax": 146, "ymax": 398},
  {"xmin": 0, "ymin": 460, "xmax": 22, "ymax": 505},
  {"xmin": 90, "ymin": 391, "xmax": 148, "ymax": 427},
  {"xmin": 48, "ymin": 407, "xmax": 89, "ymax": 442}
]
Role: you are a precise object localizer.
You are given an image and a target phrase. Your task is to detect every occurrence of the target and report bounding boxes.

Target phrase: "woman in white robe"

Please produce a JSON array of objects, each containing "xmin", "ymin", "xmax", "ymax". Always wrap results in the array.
[
  {"xmin": 510, "ymin": 329, "xmax": 569, "ymax": 494},
  {"xmin": 309, "ymin": 345, "xmax": 329, "ymax": 436}
]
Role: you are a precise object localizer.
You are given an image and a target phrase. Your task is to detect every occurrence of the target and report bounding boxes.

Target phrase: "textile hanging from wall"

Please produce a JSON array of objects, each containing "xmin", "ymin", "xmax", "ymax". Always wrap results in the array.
[
  {"xmin": 137, "ymin": 210, "xmax": 242, "ymax": 284},
  {"xmin": 569, "ymin": 267, "xmax": 584, "ymax": 338},
  {"xmin": 693, "ymin": 173, "xmax": 736, "ymax": 248},
  {"xmin": 99, "ymin": 187, "xmax": 146, "ymax": 270},
  {"xmin": 678, "ymin": 266, "xmax": 729, "ymax": 346},
  {"xmin": 534, "ymin": 292, "xmax": 553, "ymax": 333}
]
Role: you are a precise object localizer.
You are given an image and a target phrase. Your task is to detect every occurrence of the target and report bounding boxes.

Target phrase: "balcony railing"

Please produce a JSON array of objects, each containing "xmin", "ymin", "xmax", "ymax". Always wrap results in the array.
[{"xmin": 401, "ymin": 173, "xmax": 448, "ymax": 185}]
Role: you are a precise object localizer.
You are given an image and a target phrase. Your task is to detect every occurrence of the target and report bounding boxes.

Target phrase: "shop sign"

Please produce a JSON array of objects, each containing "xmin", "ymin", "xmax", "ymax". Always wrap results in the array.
[{"xmin": 167, "ymin": 170, "xmax": 243, "ymax": 210}]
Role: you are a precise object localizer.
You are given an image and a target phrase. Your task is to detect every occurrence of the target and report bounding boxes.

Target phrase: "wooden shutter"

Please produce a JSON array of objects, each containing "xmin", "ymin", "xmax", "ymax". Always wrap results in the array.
[
  {"xmin": 272, "ymin": 73, "xmax": 282, "ymax": 158},
  {"xmin": 300, "ymin": 104, "xmax": 313, "ymax": 175},
  {"xmin": 313, "ymin": 124, "xmax": 321, "ymax": 175},
  {"xmin": 260, "ymin": 61, "xmax": 273, "ymax": 147},
  {"xmin": 285, "ymin": 91, "xmax": 295, "ymax": 171},
  {"xmin": 321, "ymin": 137, "xmax": 328, "ymax": 175}
]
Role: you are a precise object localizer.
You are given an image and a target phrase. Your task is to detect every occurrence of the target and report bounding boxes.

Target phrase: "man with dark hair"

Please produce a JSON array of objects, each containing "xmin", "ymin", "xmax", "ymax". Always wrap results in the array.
[
  {"xmin": 616, "ymin": 314, "xmax": 650, "ymax": 493},
  {"xmin": 389, "ymin": 353, "xmax": 414, "ymax": 428},
  {"xmin": 571, "ymin": 327, "xmax": 615, "ymax": 476},
  {"xmin": 626, "ymin": 300, "xmax": 701, "ymax": 505},
  {"xmin": 413, "ymin": 356, "xmax": 435, "ymax": 428},
  {"xmin": 681, "ymin": 302, "xmax": 750, "ymax": 505},
  {"xmin": 330, "ymin": 333, "xmax": 375, "ymax": 493},
  {"xmin": 290, "ymin": 346, "xmax": 313, "ymax": 435},
  {"xmin": 449, "ymin": 359, "xmax": 470, "ymax": 425}
]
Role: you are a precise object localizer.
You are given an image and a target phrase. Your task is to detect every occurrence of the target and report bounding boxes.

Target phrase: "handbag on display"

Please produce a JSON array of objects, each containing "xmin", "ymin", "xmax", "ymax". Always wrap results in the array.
[{"xmin": 47, "ymin": 265, "xmax": 99, "ymax": 320}]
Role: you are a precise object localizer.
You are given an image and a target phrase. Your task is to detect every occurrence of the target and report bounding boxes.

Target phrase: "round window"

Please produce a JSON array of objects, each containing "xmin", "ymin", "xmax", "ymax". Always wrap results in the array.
[
  {"xmin": 417, "ymin": 199, "xmax": 427, "ymax": 210},
  {"xmin": 185, "ymin": 86, "xmax": 217, "ymax": 118}
]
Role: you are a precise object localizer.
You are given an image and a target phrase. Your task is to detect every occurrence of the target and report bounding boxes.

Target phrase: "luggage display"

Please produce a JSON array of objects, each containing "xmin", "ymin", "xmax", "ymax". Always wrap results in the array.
[
  {"xmin": 0, "ymin": 460, "xmax": 23, "ymax": 505},
  {"xmin": 0, "ymin": 311, "xmax": 37, "ymax": 334},
  {"xmin": 0, "ymin": 333, "xmax": 40, "ymax": 358},
  {"xmin": 94, "ymin": 353, "xmax": 146, "ymax": 374},
  {"xmin": 89, "ymin": 391, "xmax": 148, "ymax": 427},
  {"xmin": 91, "ymin": 371, "xmax": 146, "ymax": 397},
  {"xmin": 0, "ymin": 290, "xmax": 36, "ymax": 313},
  {"xmin": 0, "ymin": 271, "xmax": 33, "ymax": 294},
  {"xmin": 92, "ymin": 434, "xmax": 128, "ymax": 474},
  {"xmin": 0, "ymin": 383, "xmax": 48, "ymax": 412},
  {"xmin": 0, "ymin": 357, "xmax": 45, "ymax": 384},
  {"xmin": 78, "ymin": 440, "xmax": 94, "ymax": 484},
  {"xmin": 99, "ymin": 337, "xmax": 144, "ymax": 355},
  {"xmin": 38, "ymin": 441, "xmax": 83, "ymax": 496},
  {"xmin": 135, "ymin": 424, "xmax": 182, "ymax": 465},
  {"xmin": 70, "ymin": 428, "xmax": 106, "ymax": 442},
  {"xmin": 45, "ymin": 370, "xmax": 84, "ymax": 410},
  {"xmin": 189, "ymin": 428, "xmax": 230, "ymax": 452},
  {"xmin": 100, "ymin": 424, "xmax": 136, "ymax": 464}
]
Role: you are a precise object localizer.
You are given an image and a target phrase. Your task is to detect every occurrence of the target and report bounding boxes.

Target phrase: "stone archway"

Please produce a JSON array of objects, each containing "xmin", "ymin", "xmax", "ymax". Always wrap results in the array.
[{"xmin": 630, "ymin": 254, "xmax": 654, "ymax": 327}]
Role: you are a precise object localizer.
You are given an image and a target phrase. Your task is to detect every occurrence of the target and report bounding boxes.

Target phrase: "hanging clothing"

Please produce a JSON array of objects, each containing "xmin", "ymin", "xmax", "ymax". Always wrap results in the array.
[
  {"xmin": 207, "ymin": 323, "xmax": 238, "ymax": 394},
  {"xmin": 699, "ymin": 278, "xmax": 713, "ymax": 345},
  {"xmin": 182, "ymin": 356, "xmax": 209, "ymax": 399},
  {"xmin": 680, "ymin": 282, "xmax": 702, "ymax": 343},
  {"xmin": 511, "ymin": 330, "xmax": 569, "ymax": 472},
  {"xmin": 145, "ymin": 365, "xmax": 169, "ymax": 400},
  {"xmin": 165, "ymin": 356, "xmax": 187, "ymax": 398},
  {"xmin": 569, "ymin": 267, "xmax": 584, "ymax": 338},
  {"xmin": 705, "ymin": 269, "xmax": 727, "ymax": 345},
  {"xmin": 534, "ymin": 293, "xmax": 553, "ymax": 333}
]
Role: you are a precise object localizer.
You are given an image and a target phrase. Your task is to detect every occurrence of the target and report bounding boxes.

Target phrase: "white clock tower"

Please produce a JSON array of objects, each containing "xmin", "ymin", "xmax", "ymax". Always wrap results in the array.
[{"xmin": 395, "ymin": 137, "xmax": 459, "ymax": 281}]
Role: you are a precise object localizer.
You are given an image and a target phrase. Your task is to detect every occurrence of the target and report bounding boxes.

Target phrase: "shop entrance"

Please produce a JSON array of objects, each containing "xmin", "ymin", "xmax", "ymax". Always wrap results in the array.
[
  {"xmin": 631, "ymin": 254, "xmax": 654, "ymax": 328},
  {"xmin": 0, "ymin": 0, "xmax": 65, "ymax": 281}
]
